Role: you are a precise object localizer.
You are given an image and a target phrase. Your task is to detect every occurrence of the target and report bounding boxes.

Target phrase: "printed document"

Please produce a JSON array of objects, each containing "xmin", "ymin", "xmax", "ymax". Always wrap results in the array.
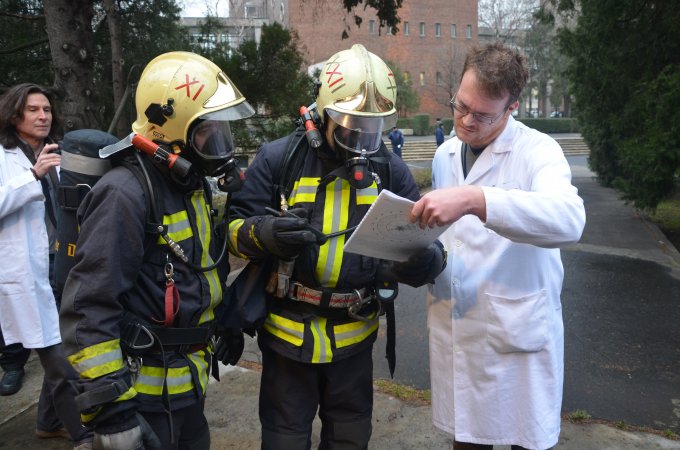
[{"xmin": 343, "ymin": 190, "xmax": 449, "ymax": 261}]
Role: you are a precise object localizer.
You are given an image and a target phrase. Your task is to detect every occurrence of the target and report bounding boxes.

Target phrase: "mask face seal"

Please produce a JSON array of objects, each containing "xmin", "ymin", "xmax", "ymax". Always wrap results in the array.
[
  {"xmin": 189, "ymin": 120, "xmax": 236, "ymax": 176},
  {"xmin": 188, "ymin": 119, "xmax": 244, "ymax": 192}
]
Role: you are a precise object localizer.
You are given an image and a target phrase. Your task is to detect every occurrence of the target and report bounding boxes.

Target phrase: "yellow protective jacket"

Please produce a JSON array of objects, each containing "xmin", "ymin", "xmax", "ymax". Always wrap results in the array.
[{"xmin": 229, "ymin": 136, "xmax": 420, "ymax": 364}]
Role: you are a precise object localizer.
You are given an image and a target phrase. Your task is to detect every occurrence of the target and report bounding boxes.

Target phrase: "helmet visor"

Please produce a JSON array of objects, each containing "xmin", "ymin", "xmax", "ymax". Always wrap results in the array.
[
  {"xmin": 327, "ymin": 109, "xmax": 397, "ymax": 155},
  {"xmin": 200, "ymin": 99, "xmax": 255, "ymax": 121}
]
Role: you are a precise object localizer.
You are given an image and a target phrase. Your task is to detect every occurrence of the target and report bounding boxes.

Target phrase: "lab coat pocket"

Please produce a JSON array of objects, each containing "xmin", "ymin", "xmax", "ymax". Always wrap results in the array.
[
  {"xmin": 486, "ymin": 290, "xmax": 548, "ymax": 353},
  {"xmin": 0, "ymin": 241, "xmax": 26, "ymax": 295}
]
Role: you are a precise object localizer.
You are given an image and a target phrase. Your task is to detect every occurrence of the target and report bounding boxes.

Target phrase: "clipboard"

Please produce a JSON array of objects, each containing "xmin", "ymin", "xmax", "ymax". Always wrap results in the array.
[{"xmin": 343, "ymin": 190, "xmax": 449, "ymax": 261}]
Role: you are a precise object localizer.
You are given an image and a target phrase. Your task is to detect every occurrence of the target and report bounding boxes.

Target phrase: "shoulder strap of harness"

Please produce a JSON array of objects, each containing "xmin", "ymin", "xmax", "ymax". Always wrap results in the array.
[
  {"xmin": 118, "ymin": 153, "xmax": 165, "ymax": 250},
  {"xmin": 271, "ymin": 126, "xmax": 308, "ymax": 208},
  {"xmin": 368, "ymin": 145, "xmax": 393, "ymax": 192}
]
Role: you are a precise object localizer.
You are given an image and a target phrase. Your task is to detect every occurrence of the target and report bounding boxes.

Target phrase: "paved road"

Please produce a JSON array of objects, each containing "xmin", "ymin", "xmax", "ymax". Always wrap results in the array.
[{"xmin": 372, "ymin": 155, "xmax": 680, "ymax": 433}]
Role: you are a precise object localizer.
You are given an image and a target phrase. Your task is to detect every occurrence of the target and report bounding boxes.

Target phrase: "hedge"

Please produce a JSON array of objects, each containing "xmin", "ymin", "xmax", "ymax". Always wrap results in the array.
[{"xmin": 411, "ymin": 114, "xmax": 431, "ymax": 135}]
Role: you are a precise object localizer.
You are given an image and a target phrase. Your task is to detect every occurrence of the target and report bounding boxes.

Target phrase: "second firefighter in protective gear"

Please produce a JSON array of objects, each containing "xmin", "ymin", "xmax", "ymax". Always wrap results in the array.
[
  {"xmin": 59, "ymin": 51, "xmax": 254, "ymax": 449},
  {"xmin": 228, "ymin": 44, "xmax": 446, "ymax": 449}
]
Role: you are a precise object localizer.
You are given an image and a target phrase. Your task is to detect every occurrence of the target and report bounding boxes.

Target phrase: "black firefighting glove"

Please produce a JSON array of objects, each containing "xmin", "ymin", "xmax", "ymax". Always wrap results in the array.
[
  {"xmin": 214, "ymin": 328, "xmax": 245, "ymax": 366},
  {"xmin": 94, "ymin": 412, "xmax": 161, "ymax": 450},
  {"xmin": 377, "ymin": 240, "xmax": 447, "ymax": 288},
  {"xmin": 254, "ymin": 208, "xmax": 317, "ymax": 260}
]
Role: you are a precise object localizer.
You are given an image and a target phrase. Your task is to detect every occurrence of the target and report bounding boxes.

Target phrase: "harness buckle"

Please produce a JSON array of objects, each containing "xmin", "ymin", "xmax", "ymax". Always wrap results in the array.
[
  {"xmin": 347, "ymin": 289, "xmax": 374, "ymax": 322},
  {"xmin": 125, "ymin": 322, "xmax": 155, "ymax": 350}
]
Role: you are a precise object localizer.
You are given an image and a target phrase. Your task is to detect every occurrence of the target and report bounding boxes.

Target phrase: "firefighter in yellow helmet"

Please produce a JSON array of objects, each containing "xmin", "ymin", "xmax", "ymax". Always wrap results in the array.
[
  {"xmin": 59, "ymin": 51, "xmax": 254, "ymax": 449},
  {"xmin": 228, "ymin": 44, "xmax": 446, "ymax": 449}
]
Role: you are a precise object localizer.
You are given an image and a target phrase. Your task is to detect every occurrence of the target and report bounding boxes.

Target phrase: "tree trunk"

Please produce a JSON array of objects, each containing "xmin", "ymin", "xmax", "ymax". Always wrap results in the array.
[
  {"xmin": 102, "ymin": 0, "xmax": 126, "ymax": 137},
  {"xmin": 538, "ymin": 79, "xmax": 548, "ymax": 118},
  {"xmin": 43, "ymin": 0, "xmax": 98, "ymax": 132}
]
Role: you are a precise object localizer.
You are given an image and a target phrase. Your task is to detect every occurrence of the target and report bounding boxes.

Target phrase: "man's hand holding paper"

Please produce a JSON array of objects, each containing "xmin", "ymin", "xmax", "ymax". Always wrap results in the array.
[{"xmin": 343, "ymin": 190, "xmax": 450, "ymax": 262}]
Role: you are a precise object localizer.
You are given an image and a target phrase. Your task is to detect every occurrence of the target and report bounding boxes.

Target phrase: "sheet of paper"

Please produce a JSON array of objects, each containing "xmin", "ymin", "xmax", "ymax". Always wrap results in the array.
[{"xmin": 343, "ymin": 190, "xmax": 449, "ymax": 262}]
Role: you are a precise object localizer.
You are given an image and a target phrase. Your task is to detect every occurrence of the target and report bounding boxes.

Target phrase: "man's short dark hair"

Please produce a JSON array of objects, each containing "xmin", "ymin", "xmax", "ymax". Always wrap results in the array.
[
  {"xmin": 0, "ymin": 83, "xmax": 60, "ymax": 149},
  {"xmin": 461, "ymin": 42, "xmax": 529, "ymax": 104}
]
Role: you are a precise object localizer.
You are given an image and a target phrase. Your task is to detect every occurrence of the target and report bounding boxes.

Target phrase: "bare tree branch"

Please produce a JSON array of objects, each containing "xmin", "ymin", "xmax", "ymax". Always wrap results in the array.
[
  {"xmin": 0, "ymin": 38, "xmax": 49, "ymax": 55},
  {"xmin": 0, "ymin": 11, "xmax": 45, "ymax": 20},
  {"xmin": 479, "ymin": 0, "xmax": 539, "ymax": 42}
]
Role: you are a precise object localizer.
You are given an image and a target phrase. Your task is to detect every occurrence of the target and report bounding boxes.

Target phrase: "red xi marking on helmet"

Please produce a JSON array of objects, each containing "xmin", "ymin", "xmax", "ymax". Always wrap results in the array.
[
  {"xmin": 176, "ymin": 73, "xmax": 205, "ymax": 100},
  {"xmin": 386, "ymin": 72, "xmax": 397, "ymax": 92},
  {"xmin": 325, "ymin": 62, "xmax": 344, "ymax": 89}
]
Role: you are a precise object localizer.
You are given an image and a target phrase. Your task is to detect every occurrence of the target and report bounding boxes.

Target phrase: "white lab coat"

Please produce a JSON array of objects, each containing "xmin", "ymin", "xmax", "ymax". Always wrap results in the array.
[
  {"xmin": 0, "ymin": 144, "xmax": 61, "ymax": 348},
  {"xmin": 428, "ymin": 117, "xmax": 585, "ymax": 449}
]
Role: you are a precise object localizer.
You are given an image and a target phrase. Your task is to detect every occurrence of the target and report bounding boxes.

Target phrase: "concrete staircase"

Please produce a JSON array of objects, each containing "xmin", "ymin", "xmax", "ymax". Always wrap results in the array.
[
  {"xmin": 395, "ymin": 135, "xmax": 590, "ymax": 162},
  {"xmin": 555, "ymin": 136, "xmax": 591, "ymax": 155}
]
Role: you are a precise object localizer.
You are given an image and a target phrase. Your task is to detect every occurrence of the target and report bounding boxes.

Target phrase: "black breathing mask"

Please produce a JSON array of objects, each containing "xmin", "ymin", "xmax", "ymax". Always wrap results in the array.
[{"xmin": 188, "ymin": 119, "xmax": 244, "ymax": 192}]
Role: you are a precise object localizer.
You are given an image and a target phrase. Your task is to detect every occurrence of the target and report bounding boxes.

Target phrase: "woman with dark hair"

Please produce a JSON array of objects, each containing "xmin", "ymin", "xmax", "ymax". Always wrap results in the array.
[{"xmin": 0, "ymin": 83, "xmax": 92, "ymax": 449}]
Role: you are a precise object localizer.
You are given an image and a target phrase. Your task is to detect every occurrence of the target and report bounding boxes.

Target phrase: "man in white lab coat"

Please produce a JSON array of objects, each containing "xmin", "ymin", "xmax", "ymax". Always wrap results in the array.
[{"xmin": 410, "ymin": 43, "xmax": 586, "ymax": 449}]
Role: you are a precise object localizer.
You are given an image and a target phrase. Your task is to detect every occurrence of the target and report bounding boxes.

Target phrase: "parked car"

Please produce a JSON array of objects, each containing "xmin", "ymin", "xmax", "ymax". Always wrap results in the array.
[{"xmin": 550, "ymin": 111, "xmax": 564, "ymax": 118}]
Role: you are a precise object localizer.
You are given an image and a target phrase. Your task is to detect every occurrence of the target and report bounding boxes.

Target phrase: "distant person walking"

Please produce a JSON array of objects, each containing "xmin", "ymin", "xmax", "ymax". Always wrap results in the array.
[
  {"xmin": 388, "ymin": 125, "xmax": 404, "ymax": 157},
  {"xmin": 435, "ymin": 118, "xmax": 445, "ymax": 147}
]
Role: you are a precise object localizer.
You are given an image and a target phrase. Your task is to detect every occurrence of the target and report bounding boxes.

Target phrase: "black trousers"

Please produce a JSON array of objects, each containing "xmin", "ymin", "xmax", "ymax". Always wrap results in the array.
[
  {"xmin": 36, "ymin": 344, "xmax": 92, "ymax": 443},
  {"xmin": 142, "ymin": 398, "xmax": 210, "ymax": 450},
  {"xmin": 259, "ymin": 345, "xmax": 374, "ymax": 450},
  {"xmin": 0, "ymin": 331, "xmax": 31, "ymax": 372}
]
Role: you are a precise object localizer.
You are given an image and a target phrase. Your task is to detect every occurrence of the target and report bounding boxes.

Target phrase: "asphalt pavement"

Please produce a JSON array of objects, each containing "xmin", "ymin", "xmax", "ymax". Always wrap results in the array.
[{"xmin": 1, "ymin": 144, "xmax": 680, "ymax": 449}]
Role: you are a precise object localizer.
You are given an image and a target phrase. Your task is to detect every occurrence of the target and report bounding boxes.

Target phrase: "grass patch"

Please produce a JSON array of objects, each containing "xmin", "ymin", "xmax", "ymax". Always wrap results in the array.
[
  {"xmin": 373, "ymin": 379, "xmax": 431, "ymax": 405},
  {"xmin": 409, "ymin": 166, "xmax": 433, "ymax": 191},
  {"xmin": 648, "ymin": 195, "xmax": 680, "ymax": 230},
  {"xmin": 664, "ymin": 429, "xmax": 679, "ymax": 439},
  {"xmin": 567, "ymin": 409, "xmax": 592, "ymax": 422},
  {"xmin": 646, "ymin": 192, "xmax": 680, "ymax": 252}
]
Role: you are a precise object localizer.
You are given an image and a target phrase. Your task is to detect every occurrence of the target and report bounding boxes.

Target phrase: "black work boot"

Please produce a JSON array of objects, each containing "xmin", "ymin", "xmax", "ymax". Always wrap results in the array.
[{"xmin": 0, "ymin": 369, "xmax": 25, "ymax": 396}]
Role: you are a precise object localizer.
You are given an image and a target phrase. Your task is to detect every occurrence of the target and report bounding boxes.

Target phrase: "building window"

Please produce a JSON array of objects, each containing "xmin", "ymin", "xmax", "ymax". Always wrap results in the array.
[
  {"xmin": 403, "ymin": 71, "xmax": 411, "ymax": 83},
  {"xmin": 435, "ymin": 23, "xmax": 441, "ymax": 37},
  {"xmin": 369, "ymin": 19, "xmax": 376, "ymax": 34},
  {"xmin": 387, "ymin": 26, "xmax": 394, "ymax": 35},
  {"xmin": 451, "ymin": 24, "xmax": 457, "ymax": 38},
  {"xmin": 419, "ymin": 22, "xmax": 425, "ymax": 37},
  {"xmin": 419, "ymin": 72, "xmax": 425, "ymax": 86},
  {"xmin": 404, "ymin": 21, "xmax": 409, "ymax": 36},
  {"xmin": 245, "ymin": 2, "xmax": 257, "ymax": 17},
  {"xmin": 466, "ymin": 24, "xmax": 472, "ymax": 39},
  {"xmin": 436, "ymin": 71, "xmax": 443, "ymax": 85}
]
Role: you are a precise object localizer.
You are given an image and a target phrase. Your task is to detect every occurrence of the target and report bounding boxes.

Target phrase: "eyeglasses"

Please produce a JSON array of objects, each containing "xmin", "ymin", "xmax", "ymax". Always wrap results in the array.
[{"xmin": 450, "ymin": 95, "xmax": 508, "ymax": 125}]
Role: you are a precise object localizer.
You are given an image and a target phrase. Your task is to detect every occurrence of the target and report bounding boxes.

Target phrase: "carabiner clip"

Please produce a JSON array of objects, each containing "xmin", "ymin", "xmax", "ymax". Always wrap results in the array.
[
  {"xmin": 347, "ymin": 289, "xmax": 372, "ymax": 323},
  {"xmin": 164, "ymin": 262, "xmax": 174, "ymax": 282}
]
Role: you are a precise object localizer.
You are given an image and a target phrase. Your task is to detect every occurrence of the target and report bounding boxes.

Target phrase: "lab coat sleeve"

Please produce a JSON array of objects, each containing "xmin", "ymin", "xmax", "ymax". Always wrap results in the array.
[
  {"xmin": 482, "ymin": 150, "xmax": 586, "ymax": 248},
  {"xmin": 0, "ymin": 170, "xmax": 43, "ymax": 219}
]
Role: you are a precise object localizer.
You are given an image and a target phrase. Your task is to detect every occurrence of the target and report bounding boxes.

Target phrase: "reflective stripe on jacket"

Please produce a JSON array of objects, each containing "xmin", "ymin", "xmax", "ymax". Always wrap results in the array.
[
  {"xmin": 229, "ymin": 136, "xmax": 420, "ymax": 363},
  {"xmin": 60, "ymin": 163, "xmax": 227, "ymax": 420}
]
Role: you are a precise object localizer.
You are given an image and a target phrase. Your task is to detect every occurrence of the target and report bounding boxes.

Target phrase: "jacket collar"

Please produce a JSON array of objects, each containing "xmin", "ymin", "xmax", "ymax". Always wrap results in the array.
[{"xmin": 450, "ymin": 116, "xmax": 518, "ymax": 184}]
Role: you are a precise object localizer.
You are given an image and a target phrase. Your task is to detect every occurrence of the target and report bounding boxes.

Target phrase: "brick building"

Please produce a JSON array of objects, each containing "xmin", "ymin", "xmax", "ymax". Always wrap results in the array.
[
  {"xmin": 185, "ymin": 0, "xmax": 479, "ymax": 121},
  {"xmin": 283, "ymin": 0, "xmax": 478, "ymax": 121}
]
